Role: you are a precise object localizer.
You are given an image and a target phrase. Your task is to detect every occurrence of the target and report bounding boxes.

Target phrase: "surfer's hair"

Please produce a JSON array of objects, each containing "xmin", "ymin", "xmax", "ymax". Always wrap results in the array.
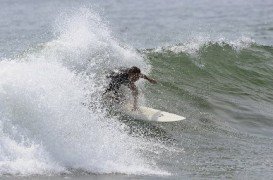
[{"xmin": 128, "ymin": 66, "xmax": 141, "ymax": 74}]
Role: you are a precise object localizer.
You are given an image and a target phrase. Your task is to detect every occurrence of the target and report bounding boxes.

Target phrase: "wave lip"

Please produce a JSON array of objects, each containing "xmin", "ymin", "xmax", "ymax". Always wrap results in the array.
[{"xmin": 153, "ymin": 36, "xmax": 255, "ymax": 55}]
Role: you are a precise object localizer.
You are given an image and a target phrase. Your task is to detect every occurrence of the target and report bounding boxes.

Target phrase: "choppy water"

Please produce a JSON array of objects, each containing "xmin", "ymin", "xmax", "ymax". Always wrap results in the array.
[{"xmin": 1, "ymin": 0, "xmax": 273, "ymax": 179}]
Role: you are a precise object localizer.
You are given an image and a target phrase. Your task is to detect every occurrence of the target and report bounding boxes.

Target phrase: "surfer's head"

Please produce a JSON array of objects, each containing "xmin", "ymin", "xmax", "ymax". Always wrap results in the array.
[{"xmin": 128, "ymin": 66, "xmax": 141, "ymax": 82}]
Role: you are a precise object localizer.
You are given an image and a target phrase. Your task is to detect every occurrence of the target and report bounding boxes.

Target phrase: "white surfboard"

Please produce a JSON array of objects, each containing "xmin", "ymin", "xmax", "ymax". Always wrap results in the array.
[{"xmin": 123, "ymin": 104, "xmax": 186, "ymax": 122}]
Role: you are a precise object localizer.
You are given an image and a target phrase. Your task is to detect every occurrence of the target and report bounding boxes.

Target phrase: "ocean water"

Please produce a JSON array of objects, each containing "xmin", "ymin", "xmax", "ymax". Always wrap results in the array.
[{"xmin": 1, "ymin": 0, "xmax": 273, "ymax": 179}]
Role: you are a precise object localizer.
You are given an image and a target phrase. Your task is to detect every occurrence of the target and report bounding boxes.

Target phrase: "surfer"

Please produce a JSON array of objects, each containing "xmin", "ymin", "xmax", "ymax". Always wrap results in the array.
[{"xmin": 104, "ymin": 66, "xmax": 157, "ymax": 110}]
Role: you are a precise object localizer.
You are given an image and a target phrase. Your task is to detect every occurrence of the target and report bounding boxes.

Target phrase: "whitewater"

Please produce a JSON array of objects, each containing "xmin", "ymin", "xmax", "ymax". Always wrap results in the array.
[{"xmin": 0, "ymin": 9, "xmax": 168, "ymax": 176}]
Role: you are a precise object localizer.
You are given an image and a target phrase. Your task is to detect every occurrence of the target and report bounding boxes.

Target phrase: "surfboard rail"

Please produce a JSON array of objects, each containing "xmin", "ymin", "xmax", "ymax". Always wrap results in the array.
[{"xmin": 123, "ymin": 104, "xmax": 186, "ymax": 122}]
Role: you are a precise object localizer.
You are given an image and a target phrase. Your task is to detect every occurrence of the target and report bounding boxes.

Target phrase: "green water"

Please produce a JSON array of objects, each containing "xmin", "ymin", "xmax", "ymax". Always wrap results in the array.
[{"xmin": 145, "ymin": 43, "xmax": 273, "ymax": 133}]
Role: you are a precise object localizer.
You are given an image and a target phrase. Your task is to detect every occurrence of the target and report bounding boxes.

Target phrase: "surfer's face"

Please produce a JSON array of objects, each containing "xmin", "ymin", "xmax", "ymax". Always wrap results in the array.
[{"xmin": 129, "ymin": 73, "xmax": 140, "ymax": 82}]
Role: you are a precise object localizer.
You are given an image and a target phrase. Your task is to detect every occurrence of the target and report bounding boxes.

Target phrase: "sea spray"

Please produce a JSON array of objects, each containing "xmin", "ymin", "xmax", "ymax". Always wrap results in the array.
[{"xmin": 0, "ymin": 8, "xmax": 167, "ymax": 175}]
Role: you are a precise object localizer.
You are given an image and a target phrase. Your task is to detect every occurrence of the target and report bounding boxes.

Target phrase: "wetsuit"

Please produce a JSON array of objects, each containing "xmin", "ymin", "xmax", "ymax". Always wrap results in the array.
[{"xmin": 105, "ymin": 69, "xmax": 130, "ymax": 96}]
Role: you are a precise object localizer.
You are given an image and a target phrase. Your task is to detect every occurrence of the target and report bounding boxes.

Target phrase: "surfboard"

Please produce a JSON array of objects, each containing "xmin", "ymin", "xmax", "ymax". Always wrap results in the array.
[{"xmin": 123, "ymin": 104, "xmax": 186, "ymax": 122}]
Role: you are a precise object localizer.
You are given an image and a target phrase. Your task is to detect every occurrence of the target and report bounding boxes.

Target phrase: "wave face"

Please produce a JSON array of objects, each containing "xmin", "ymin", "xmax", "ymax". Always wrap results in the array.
[
  {"xmin": 139, "ymin": 39, "xmax": 273, "ymax": 178},
  {"xmin": 145, "ymin": 38, "xmax": 273, "ymax": 136},
  {"xmin": 0, "ymin": 9, "xmax": 167, "ymax": 176}
]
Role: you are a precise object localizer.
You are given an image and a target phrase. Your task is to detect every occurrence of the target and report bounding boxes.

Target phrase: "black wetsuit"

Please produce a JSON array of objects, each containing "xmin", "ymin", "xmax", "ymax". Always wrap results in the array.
[{"xmin": 105, "ymin": 69, "xmax": 130, "ymax": 96}]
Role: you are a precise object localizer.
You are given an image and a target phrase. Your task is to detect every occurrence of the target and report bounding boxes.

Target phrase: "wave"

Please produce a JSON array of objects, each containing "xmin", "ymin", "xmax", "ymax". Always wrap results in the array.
[
  {"xmin": 144, "ymin": 40, "xmax": 273, "ymax": 134},
  {"xmin": 2, "ymin": 6, "xmax": 273, "ymax": 177},
  {"xmin": 145, "ymin": 40, "xmax": 273, "ymax": 97},
  {"xmin": 0, "ymin": 8, "xmax": 168, "ymax": 176}
]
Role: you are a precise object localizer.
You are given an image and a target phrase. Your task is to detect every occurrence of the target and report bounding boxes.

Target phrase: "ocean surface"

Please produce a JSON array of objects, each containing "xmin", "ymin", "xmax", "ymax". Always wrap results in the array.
[{"xmin": 1, "ymin": 0, "xmax": 273, "ymax": 179}]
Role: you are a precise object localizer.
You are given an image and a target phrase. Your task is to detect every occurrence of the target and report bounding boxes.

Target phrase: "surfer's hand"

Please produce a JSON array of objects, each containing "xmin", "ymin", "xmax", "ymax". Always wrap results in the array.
[{"xmin": 141, "ymin": 74, "xmax": 157, "ymax": 84}]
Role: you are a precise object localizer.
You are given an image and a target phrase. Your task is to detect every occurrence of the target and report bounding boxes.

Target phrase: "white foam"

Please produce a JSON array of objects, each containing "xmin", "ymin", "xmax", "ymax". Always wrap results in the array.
[{"xmin": 0, "ymin": 8, "xmax": 167, "ymax": 176}]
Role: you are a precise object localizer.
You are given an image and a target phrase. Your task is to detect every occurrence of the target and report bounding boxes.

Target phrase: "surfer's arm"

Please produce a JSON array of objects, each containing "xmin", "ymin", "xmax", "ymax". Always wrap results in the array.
[
  {"xmin": 141, "ymin": 74, "xmax": 157, "ymax": 84},
  {"xmin": 129, "ymin": 82, "xmax": 138, "ymax": 110}
]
